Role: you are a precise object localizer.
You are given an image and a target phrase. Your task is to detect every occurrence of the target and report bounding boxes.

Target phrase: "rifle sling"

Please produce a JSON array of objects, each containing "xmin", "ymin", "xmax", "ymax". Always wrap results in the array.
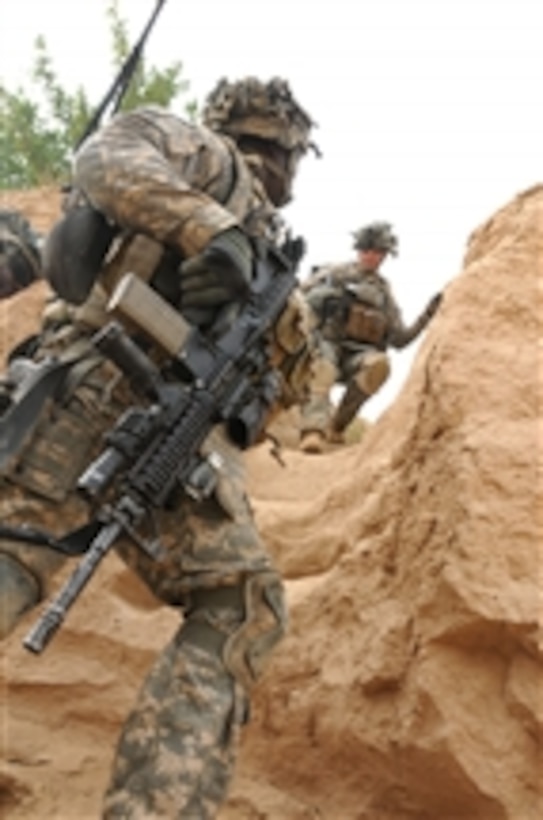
[{"xmin": 0, "ymin": 522, "xmax": 99, "ymax": 556}]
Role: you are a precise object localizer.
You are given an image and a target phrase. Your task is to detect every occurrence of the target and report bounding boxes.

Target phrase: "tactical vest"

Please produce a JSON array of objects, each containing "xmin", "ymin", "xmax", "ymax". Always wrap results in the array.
[{"xmin": 338, "ymin": 275, "xmax": 390, "ymax": 347}]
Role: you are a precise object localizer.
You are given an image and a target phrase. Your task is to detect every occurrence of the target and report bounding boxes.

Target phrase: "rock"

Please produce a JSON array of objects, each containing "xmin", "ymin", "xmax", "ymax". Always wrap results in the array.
[{"xmin": 1, "ymin": 186, "xmax": 541, "ymax": 820}]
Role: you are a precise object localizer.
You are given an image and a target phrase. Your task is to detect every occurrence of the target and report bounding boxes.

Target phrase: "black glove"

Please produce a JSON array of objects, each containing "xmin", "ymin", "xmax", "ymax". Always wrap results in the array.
[
  {"xmin": 179, "ymin": 227, "xmax": 253, "ymax": 310},
  {"xmin": 426, "ymin": 291, "xmax": 443, "ymax": 319}
]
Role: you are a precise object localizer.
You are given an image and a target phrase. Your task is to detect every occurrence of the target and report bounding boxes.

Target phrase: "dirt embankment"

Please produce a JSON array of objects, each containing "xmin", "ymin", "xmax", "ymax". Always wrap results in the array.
[{"xmin": 1, "ymin": 186, "xmax": 542, "ymax": 819}]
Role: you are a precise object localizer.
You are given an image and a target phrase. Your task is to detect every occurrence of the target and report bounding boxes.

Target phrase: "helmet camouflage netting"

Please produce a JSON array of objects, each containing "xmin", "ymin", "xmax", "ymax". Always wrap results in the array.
[
  {"xmin": 202, "ymin": 76, "xmax": 316, "ymax": 154},
  {"xmin": 352, "ymin": 221, "xmax": 399, "ymax": 256}
]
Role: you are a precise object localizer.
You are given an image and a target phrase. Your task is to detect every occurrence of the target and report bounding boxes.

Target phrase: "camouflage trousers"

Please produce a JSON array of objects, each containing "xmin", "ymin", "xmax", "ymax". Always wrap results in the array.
[
  {"xmin": 103, "ymin": 622, "xmax": 248, "ymax": 819},
  {"xmin": 104, "ymin": 430, "xmax": 286, "ymax": 818},
  {"xmin": 300, "ymin": 337, "xmax": 390, "ymax": 434},
  {"xmin": 0, "ymin": 331, "xmax": 286, "ymax": 818}
]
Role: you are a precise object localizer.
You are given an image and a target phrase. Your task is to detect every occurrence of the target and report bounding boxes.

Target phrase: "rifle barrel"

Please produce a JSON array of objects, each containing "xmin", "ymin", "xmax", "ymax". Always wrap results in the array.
[{"xmin": 23, "ymin": 518, "xmax": 124, "ymax": 653}]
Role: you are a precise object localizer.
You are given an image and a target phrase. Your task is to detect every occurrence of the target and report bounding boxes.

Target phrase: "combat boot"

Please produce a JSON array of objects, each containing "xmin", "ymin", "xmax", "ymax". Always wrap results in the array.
[
  {"xmin": 299, "ymin": 430, "xmax": 327, "ymax": 454},
  {"xmin": 329, "ymin": 382, "xmax": 368, "ymax": 441}
]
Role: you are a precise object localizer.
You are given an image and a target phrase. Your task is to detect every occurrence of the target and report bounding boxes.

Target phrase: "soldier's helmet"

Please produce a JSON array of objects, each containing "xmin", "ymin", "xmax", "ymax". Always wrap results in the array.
[
  {"xmin": 0, "ymin": 210, "xmax": 41, "ymax": 299},
  {"xmin": 352, "ymin": 221, "xmax": 399, "ymax": 257},
  {"xmin": 202, "ymin": 76, "xmax": 316, "ymax": 206}
]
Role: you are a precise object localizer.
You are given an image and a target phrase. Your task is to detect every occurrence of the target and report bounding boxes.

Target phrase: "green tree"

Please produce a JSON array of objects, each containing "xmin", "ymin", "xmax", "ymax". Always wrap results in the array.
[{"xmin": 0, "ymin": 0, "xmax": 195, "ymax": 189}]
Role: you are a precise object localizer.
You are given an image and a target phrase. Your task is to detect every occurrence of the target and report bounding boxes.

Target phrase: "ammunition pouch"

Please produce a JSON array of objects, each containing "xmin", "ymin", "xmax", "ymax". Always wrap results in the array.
[
  {"xmin": 345, "ymin": 302, "xmax": 387, "ymax": 345},
  {"xmin": 9, "ymin": 394, "xmax": 101, "ymax": 502},
  {"xmin": 43, "ymin": 201, "xmax": 118, "ymax": 306},
  {"xmin": 1, "ymin": 346, "xmax": 104, "ymax": 502}
]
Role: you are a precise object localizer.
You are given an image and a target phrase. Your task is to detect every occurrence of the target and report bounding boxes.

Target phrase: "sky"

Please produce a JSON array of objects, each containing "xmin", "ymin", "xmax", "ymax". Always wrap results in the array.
[{"xmin": 1, "ymin": 0, "xmax": 541, "ymax": 420}]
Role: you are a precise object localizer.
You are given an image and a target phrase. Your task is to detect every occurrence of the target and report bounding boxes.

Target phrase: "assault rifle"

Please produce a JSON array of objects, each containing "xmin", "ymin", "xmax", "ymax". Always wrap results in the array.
[{"xmin": 23, "ymin": 236, "xmax": 305, "ymax": 654}]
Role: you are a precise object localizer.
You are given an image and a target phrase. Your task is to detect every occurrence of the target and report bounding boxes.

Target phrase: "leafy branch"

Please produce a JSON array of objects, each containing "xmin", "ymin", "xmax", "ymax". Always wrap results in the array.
[{"xmin": 0, "ymin": 0, "xmax": 195, "ymax": 189}]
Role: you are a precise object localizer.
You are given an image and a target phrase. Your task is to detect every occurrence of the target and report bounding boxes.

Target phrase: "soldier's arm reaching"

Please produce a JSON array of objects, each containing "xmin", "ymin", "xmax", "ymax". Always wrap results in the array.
[{"xmin": 387, "ymin": 289, "xmax": 442, "ymax": 349}]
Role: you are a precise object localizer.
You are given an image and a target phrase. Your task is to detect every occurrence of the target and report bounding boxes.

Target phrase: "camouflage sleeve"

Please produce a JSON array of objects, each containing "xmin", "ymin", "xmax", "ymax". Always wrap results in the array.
[
  {"xmin": 386, "ymin": 287, "xmax": 435, "ymax": 349},
  {"xmin": 72, "ymin": 107, "xmax": 239, "ymax": 258}
]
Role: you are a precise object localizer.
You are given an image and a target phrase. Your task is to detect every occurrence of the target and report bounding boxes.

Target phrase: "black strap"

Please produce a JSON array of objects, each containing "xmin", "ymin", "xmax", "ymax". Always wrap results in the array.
[{"xmin": 0, "ymin": 520, "xmax": 102, "ymax": 556}]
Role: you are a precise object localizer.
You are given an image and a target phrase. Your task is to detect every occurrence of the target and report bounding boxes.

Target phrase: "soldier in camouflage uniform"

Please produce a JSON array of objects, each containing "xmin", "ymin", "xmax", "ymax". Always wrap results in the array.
[
  {"xmin": 299, "ymin": 221, "xmax": 442, "ymax": 453},
  {"xmin": 0, "ymin": 77, "xmax": 316, "ymax": 817},
  {"xmin": 0, "ymin": 209, "xmax": 41, "ymax": 299}
]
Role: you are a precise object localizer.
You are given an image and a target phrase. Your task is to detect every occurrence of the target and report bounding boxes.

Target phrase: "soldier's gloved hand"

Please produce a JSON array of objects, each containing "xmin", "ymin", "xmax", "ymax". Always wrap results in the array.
[
  {"xmin": 426, "ymin": 292, "xmax": 443, "ymax": 319},
  {"xmin": 179, "ymin": 228, "xmax": 253, "ymax": 310}
]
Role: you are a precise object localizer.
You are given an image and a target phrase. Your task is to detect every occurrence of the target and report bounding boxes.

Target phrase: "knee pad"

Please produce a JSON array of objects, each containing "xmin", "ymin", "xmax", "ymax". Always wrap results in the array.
[{"xmin": 354, "ymin": 351, "xmax": 390, "ymax": 395}]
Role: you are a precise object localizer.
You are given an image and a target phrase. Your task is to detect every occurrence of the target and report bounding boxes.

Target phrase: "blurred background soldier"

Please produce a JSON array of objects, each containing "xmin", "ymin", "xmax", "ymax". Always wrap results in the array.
[
  {"xmin": 0, "ymin": 209, "xmax": 41, "ymax": 299},
  {"xmin": 0, "ymin": 76, "xmax": 316, "ymax": 817},
  {"xmin": 299, "ymin": 221, "xmax": 442, "ymax": 453}
]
